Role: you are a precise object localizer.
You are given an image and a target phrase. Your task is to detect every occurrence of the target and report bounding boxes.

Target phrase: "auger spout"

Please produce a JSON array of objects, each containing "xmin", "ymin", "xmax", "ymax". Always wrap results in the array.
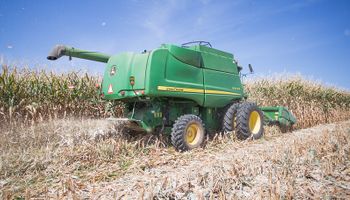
[{"xmin": 47, "ymin": 45, "xmax": 111, "ymax": 63}]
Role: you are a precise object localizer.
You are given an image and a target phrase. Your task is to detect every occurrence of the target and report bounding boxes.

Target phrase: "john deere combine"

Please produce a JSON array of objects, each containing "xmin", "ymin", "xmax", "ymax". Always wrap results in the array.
[{"xmin": 47, "ymin": 41, "xmax": 296, "ymax": 151}]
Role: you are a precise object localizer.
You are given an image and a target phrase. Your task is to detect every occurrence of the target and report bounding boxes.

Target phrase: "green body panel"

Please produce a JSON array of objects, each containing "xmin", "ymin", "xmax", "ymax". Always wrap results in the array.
[
  {"xmin": 102, "ymin": 52, "xmax": 149, "ymax": 100},
  {"xmin": 201, "ymin": 50, "xmax": 236, "ymax": 73},
  {"xmin": 203, "ymin": 69, "xmax": 243, "ymax": 107},
  {"xmin": 148, "ymin": 49, "xmax": 205, "ymax": 105},
  {"xmin": 260, "ymin": 106, "xmax": 297, "ymax": 126},
  {"xmin": 125, "ymin": 102, "xmax": 163, "ymax": 132},
  {"xmin": 200, "ymin": 107, "xmax": 221, "ymax": 132}
]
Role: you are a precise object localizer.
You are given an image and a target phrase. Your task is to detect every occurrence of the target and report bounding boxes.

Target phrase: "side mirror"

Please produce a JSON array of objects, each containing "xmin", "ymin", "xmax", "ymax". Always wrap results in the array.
[{"xmin": 248, "ymin": 64, "xmax": 254, "ymax": 73}]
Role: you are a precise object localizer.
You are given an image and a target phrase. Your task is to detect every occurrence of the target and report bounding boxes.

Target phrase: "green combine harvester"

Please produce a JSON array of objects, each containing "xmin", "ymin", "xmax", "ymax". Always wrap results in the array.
[{"xmin": 47, "ymin": 41, "xmax": 296, "ymax": 151}]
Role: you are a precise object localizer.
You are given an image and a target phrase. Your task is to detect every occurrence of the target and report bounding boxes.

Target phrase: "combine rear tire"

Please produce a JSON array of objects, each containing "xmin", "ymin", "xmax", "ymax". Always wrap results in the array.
[
  {"xmin": 222, "ymin": 103, "xmax": 240, "ymax": 134},
  {"xmin": 171, "ymin": 114, "xmax": 205, "ymax": 151},
  {"xmin": 236, "ymin": 102, "xmax": 264, "ymax": 140}
]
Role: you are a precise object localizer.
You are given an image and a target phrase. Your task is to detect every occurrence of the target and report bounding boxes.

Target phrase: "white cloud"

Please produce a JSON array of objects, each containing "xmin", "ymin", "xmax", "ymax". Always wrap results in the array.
[
  {"xmin": 143, "ymin": 20, "xmax": 164, "ymax": 38},
  {"xmin": 196, "ymin": 17, "xmax": 203, "ymax": 26},
  {"xmin": 101, "ymin": 22, "xmax": 107, "ymax": 27},
  {"xmin": 7, "ymin": 45, "xmax": 13, "ymax": 49},
  {"xmin": 140, "ymin": 0, "xmax": 187, "ymax": 39}
]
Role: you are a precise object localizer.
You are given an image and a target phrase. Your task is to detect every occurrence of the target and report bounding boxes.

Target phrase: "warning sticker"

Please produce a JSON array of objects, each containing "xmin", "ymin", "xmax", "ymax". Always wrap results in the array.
[{"xmin": 108, "ymin": 84, "xmax": 113, "ymax": 94}]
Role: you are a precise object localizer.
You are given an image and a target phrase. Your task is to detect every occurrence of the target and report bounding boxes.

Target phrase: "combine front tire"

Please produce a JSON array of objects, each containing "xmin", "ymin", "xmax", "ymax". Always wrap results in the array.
[
  {"xmin": 236, "ymin": 102, "xmax": 264, "ymax": 140},
  {"xmin": 171, "ymin": 114, "xmax": 205, "ymax": 151}
]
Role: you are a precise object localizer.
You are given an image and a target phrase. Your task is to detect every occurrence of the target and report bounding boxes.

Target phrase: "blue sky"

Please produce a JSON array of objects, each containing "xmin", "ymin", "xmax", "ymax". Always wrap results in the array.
[{"xmin": 0, "ymin": 0, "xmax": 349, "ymax": 89}]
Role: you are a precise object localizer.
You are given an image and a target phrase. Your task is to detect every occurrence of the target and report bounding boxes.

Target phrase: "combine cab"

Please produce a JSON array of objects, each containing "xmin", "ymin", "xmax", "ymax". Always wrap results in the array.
[{"xmin": 48, "ymin": 41, "xmax": 296, "ymax": 151}]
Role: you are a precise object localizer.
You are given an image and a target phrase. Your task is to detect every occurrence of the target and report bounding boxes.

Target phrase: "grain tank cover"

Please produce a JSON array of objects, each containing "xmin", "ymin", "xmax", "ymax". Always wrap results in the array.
[
  {"xmin": 188, "ymin": 44, "xmax": 234, "ymax": 59},
  {"xmin": 162, "ymin": 44, "xmax": 202, "ymax": 67},
  {"xmin": 162, "ymin": 44, "xmax": 238, "ymax": 74}
]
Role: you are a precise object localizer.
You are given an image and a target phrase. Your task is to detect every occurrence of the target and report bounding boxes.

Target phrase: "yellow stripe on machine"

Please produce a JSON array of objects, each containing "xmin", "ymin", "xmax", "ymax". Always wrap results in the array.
[
  {"xmin": 157, "ymin": 86, "xmax": 204, "ymax": 93},
  {"xmin": 205, "ymin": 89, "xmax": 240, "ymax": 95},
  {"xmin": 157, "ymin": 86, "xmax": 240, "ymax": 96}
]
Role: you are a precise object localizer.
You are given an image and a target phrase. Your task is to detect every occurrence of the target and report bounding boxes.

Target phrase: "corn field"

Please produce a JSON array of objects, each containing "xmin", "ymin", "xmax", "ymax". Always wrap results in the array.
[
  {"xmin": 0, "ymin": 66, "xmax": 350, "ymax": 127},
  {"xmin": 245, "ymin": 76, "xmax": 350, "ymax": 129},
  {"xmin": 0, "ymin": 66, "xmax": 123, "ymax": 125}
]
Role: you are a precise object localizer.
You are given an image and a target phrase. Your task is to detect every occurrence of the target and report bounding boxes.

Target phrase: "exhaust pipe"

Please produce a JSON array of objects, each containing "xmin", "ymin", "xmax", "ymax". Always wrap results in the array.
[{"xmin": 47, "ymin": 45, "xmax": 66, "ymax": 60}]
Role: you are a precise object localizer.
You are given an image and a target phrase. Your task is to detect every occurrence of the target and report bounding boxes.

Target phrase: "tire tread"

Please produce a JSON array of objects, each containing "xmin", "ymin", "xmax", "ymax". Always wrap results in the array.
[{"xmin": 171, "ymin": 114, "xmax": 205, "ymax": 151}]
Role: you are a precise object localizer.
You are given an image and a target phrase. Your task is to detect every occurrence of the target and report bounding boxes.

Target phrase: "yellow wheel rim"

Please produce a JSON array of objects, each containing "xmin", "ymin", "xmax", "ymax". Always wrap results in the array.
[
  {"xmin": 185, "ymin": 123, "xmax": 201, "ymax": 145},
  {"xmin": 249, "ymin": 111, "xmax": 261, "ymax": 134}
]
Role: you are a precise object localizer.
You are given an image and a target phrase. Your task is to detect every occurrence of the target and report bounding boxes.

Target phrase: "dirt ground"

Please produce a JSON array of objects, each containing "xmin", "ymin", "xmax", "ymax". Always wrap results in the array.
[{"xmin": 40, "ymin": 120, "xmax": 350, "ymax": 199}]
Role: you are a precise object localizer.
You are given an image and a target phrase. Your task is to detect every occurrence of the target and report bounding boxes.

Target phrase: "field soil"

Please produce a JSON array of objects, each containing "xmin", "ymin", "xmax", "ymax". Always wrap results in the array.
[{"xmin": 39, "ymin": 120, "xmax": 350, "ymax": 199}]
